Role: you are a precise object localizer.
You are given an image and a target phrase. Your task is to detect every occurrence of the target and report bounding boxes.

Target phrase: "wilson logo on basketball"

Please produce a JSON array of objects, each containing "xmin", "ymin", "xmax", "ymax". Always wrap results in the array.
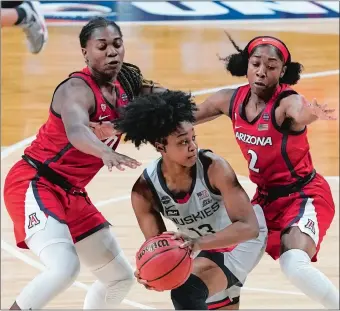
[{"xmin": 137, "ymin": 239, "xmax": 170, "ymax": 260}]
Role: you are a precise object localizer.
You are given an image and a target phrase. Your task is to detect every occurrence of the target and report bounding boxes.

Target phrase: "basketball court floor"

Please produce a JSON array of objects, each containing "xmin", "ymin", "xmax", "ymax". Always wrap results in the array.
[{"xmin": 1, "ymin": 17, "xmax": 339, "ymax": 309}]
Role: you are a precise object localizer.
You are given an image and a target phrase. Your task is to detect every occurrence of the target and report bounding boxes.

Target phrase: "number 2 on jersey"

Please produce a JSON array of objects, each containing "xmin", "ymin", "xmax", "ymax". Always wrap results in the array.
[{"xmin": 248, "ymin": 149, "xmax": 260, "ymax": 173}]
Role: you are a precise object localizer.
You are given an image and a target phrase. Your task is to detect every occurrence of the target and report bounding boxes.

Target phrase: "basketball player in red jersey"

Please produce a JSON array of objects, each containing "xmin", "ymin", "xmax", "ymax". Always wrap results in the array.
[
  {"xmin": 4, "ymin": 17, "xmax": 166, "ymax": 310},
  {"xmin": 194, "ymin": 35, "xmax": 338, "ymax": 309}
]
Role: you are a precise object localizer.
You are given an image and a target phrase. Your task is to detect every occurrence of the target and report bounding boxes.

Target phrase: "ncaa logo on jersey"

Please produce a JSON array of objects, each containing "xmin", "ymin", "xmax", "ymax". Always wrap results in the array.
[
  {"xmin": 121, "ymin": 93, "xmax": 128, "ymax": 102},
  {"xmin": 161, "ymin": 196, "xmax": 171, "ymax": 205},
  {"xmin": 262, "ymin": 113, "xmax": 270, "ymax": 121},
  {"xmin": 28, "ymin": 213, "xmax": 40, "ymax": 229}
]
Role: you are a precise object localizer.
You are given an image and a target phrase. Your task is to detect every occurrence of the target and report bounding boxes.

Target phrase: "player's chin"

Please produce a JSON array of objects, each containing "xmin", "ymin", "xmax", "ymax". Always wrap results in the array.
[{"xmin": 183, "ymin": 154, "xmax": 197, "ymax": 167}]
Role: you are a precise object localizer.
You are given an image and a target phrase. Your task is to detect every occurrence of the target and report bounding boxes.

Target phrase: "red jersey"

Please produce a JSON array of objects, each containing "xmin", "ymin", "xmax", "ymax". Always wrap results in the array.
[
  {"xmin": 230, "ymin": 84, "xmax": 314, "ymax": 189},
  {"xmin": 24, "ymin": 67, "xmax": 129, "ymax": 189}
]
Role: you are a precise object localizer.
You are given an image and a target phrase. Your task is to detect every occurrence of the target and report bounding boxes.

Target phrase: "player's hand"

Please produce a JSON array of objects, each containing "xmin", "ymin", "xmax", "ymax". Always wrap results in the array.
[
  {"xmin": 164, "ymin": 231, "xmax": 200, "ymax": 256},
  {"xmin": 89, "ymin": 121, "xmax": 122, "ymax": 140},
  {"xmin": 303, "ymin": 97, "xmax": 337, "ymax": 120},
  {"xmin": 101, "ymin": 150, "xmax": 141, "ymax": 172},
  {"xmin": 134, "ymin": 269, "xmax": 163, "ymax": 292}
]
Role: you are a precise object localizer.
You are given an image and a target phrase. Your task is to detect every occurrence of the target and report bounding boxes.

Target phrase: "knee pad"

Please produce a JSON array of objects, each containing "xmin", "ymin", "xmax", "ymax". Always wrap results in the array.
[
  {"xmin": 92, "ymin": 252, "xmax": 134, "ymax": 305},
  {"xmin": 171, "ymin": 274, "xmax": 209, "ymax": 310}
]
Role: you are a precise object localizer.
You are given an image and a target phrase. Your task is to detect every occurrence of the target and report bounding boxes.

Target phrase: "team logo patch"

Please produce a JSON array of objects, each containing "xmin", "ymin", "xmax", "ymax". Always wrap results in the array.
[
  {"xmin": 197, "ymin": 190, "xmax": 209, "ymax": 200},
  {"xmin": 121, "ymin": 93, "xmax": 128, "ymax": 102},
  {"xmin": 28, "ymin": 213, "xmax": 40, "ymax": 229},
  {"xmin": 101, "ymin": 103, "xmax": 107, "ymax": 112},
  {"xmin": 166, "ymin": 210, "xmax": 179, "ymax": 216},
  {"xmin": 262, "ymin": 113, "xmax": 270, "ymax": 121},
  {"xmin": 305, "ymin": 218, "xmax": 315, "ymax": 235}
]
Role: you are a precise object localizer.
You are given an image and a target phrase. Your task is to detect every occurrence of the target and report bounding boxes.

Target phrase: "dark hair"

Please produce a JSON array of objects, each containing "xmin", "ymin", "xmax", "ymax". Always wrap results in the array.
[
  {"xmin": 114, "ymin": 91, "xmax": 197, "ymax": 148},
  {"xmin": 79, "ymin": 17, "xmax": 148, "ymax": 101},
  {"xmin": 222, "ymin": 33, "xmax": 303, "ymax": 85},
  {"xmin": 79, "ymin": 17, "xmax": 122, "ymax": 48}
]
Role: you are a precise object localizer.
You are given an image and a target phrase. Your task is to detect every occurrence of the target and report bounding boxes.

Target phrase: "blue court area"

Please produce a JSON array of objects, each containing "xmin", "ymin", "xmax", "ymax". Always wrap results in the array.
[{"xmin": 40, "ymin": 1, "xmax": 339, "ymax": 24}]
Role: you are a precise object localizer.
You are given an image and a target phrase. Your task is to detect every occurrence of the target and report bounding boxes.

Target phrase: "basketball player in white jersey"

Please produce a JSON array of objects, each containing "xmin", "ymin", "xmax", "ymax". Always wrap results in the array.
[{"xmin": 114, "ymin": 90, "xmax": 268, "ymax": 310}]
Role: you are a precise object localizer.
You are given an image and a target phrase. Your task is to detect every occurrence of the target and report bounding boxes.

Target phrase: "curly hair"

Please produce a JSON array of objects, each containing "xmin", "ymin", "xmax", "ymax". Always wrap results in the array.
[
  {"xmin": 221, "ymin": 33, "xmax": 303, "ymax": 85},
  {"xmin": 114, "ymin": 91, "xmax": 197, "ymax": 148}
]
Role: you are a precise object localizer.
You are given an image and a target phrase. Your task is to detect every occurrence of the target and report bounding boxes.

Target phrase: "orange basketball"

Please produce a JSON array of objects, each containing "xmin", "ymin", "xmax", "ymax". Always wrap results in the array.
[{"xmin": 135, "ymin": 233, "xmax": 193, "ymax": 291}]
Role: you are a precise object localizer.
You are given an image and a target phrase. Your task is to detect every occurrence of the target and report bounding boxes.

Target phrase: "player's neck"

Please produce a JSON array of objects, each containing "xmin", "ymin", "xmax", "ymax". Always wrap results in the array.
[
  {"xmin": 161, "ymin": 159, "xmax": 193, "ymax": 182},
  {"xmin": 250, "ymin": 84, "xmax": 278, "ymax": 106},
  {"xmin": 88, "ymin": 67, "xmax": 117, "ymax": 86}
]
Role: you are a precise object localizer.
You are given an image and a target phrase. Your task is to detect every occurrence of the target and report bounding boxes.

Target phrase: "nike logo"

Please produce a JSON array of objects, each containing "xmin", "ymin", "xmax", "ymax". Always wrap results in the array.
[
  {"xmin": 235, "ymin": 125, "xmax": 242, "ymax": 129},
  {"xmin": 99, "ymin": 115, "xmax": 109, "ymax": 121}
]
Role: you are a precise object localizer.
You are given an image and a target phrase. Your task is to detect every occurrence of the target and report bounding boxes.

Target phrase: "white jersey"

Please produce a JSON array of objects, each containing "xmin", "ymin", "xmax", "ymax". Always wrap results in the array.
[{"xmin": 143, "ymin": 149, "xmax": 232, "ymax": 239}]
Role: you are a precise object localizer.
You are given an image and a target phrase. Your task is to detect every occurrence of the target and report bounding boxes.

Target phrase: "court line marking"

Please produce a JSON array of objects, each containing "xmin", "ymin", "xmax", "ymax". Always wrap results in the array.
[
  {"xmin": 1, "ymin": 239, "xmax": 155, "ymax": 309},
  {"xmin": 1, "ymin": 238, "xmax": 304, "ymax": 298},
  {"xmin": 1, "ymin": 68, "xmax": 338, "ymax": 156}
]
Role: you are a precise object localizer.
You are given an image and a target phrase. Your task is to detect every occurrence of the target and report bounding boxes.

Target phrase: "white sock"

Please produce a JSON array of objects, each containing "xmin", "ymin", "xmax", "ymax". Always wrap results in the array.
[{"xmin": 280, "ymin": 249, "xmax": 339, "ymax": 309}]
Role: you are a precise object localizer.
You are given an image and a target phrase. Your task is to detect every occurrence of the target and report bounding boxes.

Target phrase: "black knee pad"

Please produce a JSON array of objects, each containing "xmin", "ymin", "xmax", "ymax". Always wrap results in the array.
[{"xmin": 171, "ymin": 274, "xmax": 209, "ymax": 310}]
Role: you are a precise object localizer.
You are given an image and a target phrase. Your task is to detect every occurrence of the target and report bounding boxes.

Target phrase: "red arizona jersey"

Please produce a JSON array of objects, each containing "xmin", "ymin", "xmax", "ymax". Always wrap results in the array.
[
  {"xmin": 24, "ymin": 67, "xmax": 129, "ymax": 188},
  {"xmin": 230, "ymin": 84, "xmax": 314, "ymax": 188}
]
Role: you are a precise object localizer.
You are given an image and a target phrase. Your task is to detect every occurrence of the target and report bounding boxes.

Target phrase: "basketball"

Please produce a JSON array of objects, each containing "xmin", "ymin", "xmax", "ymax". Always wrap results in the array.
[{"xmin": 135, "ymin": 233, "xmax": 193, "ymax": 291}]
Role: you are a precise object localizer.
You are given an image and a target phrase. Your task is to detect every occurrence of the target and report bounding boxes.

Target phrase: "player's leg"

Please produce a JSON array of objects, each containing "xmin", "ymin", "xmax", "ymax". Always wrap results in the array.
[
  {"xmin": 278, "ymin": 176, "xmax": 339, "ymax": 309},
  {"xmin": 1, "ymin": 1, "xmax": 48, "ymax": 53},
  {"xmin": 171, "ymin": 204, "xmax": 267, "ymax": 310},
  {"xmin": 206, "ymin": 286, "xmax": 240, "ymax": 310},
  {"xmin": 70, "ymin": 198, "xmax": 134, "ymax": 309},
  {"xmin": 170, "ymin": 255, "xmax": 228, "ymax": 310},
  {"xmin": 4, "ymin": 170, "xmax": 80, "ymax": 310},
  {"xmin": 1, "ymin": 1, "xmax": 23, "ymax": 26},
  {"xmin": 11, "ymin": 217, "xmax": 80, "ymax": 310}
]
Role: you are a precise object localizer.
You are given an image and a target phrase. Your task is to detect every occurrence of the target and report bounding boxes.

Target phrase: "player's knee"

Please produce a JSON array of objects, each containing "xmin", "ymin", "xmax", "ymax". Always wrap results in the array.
[
  {"xmin": 91, "ymin": 252, "xmax": 134, "ymax": 304},
  {"xmin": 279, "ymin": 249, "xmax": 310, "ymax": 282},
  {"xmin": 171, "ymin": 274, "xmax": 209, "ymax": 309},
  {"xmin": 40, "ymin": 242, "xmax": 81, "ymax": 287}
]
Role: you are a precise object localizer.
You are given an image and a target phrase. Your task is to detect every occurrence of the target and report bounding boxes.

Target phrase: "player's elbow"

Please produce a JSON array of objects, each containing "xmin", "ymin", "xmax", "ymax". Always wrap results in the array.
[{"xmin": 246, "ymin": 217, "xmax": 260, "ymax": 239}]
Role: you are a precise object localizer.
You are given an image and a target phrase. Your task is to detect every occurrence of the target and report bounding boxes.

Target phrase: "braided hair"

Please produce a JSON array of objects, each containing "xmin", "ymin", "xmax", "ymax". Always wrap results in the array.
[
  {"xmin": 221, "ymin": 33, "xmax": 303, "ymax": 85},
  {"xmin": 79, "ymin": 17, "xmax": 154, "ymax": 101}
]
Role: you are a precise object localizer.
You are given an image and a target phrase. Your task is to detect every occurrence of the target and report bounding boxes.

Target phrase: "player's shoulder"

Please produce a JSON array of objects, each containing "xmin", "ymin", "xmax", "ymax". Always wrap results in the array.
[
  {"xmin": 198, "ymin": 149, "xmax": 233, "ymax": 175},
  {"xmin": 132, "ymin": 174, "xmax": 154, "ymax": 200}
]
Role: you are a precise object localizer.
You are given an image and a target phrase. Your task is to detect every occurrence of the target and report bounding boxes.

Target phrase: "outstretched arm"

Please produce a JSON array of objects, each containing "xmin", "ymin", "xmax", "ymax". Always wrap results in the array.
[
  {"xmin": 194, "ymin": 88, "xmax": 235, "ymax": 125},
  {"xmin": 195, "ymin": 152, "xmax": 259, "ymax": 251},
  {"xmin": 54, "ymin": 78, "xmax": 114, "ymax": 158},
  {"xmin": 281, "ymin": 94, "xmax": 337, "ymax": 126}
]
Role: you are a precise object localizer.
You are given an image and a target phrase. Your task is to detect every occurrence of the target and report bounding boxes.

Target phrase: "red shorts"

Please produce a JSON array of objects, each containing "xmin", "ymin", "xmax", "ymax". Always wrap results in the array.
[
  {"xmin": 4, "ymin": 159, "xmax": 109, "ymax": 249},
  {"xmin": 252, "ymin": 173, "xmax": 335, "ymax": 262}
]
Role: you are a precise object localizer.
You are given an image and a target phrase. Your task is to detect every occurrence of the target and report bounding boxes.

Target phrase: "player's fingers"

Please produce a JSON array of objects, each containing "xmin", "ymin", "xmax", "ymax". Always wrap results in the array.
[
  {"xmin": 106, "ymin": 161, "xmax": 113, "ymax": 172},
  {"xmin": 120, "ymin": 154, "xmax": 142, "ymax": 165},
  {"xmin": 179, "ymin": 241, "xmax": 192, "ymax": 248},
  {"xmin": 113, "ymin": 161, "xmax": 125, "ymax": 171}
]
